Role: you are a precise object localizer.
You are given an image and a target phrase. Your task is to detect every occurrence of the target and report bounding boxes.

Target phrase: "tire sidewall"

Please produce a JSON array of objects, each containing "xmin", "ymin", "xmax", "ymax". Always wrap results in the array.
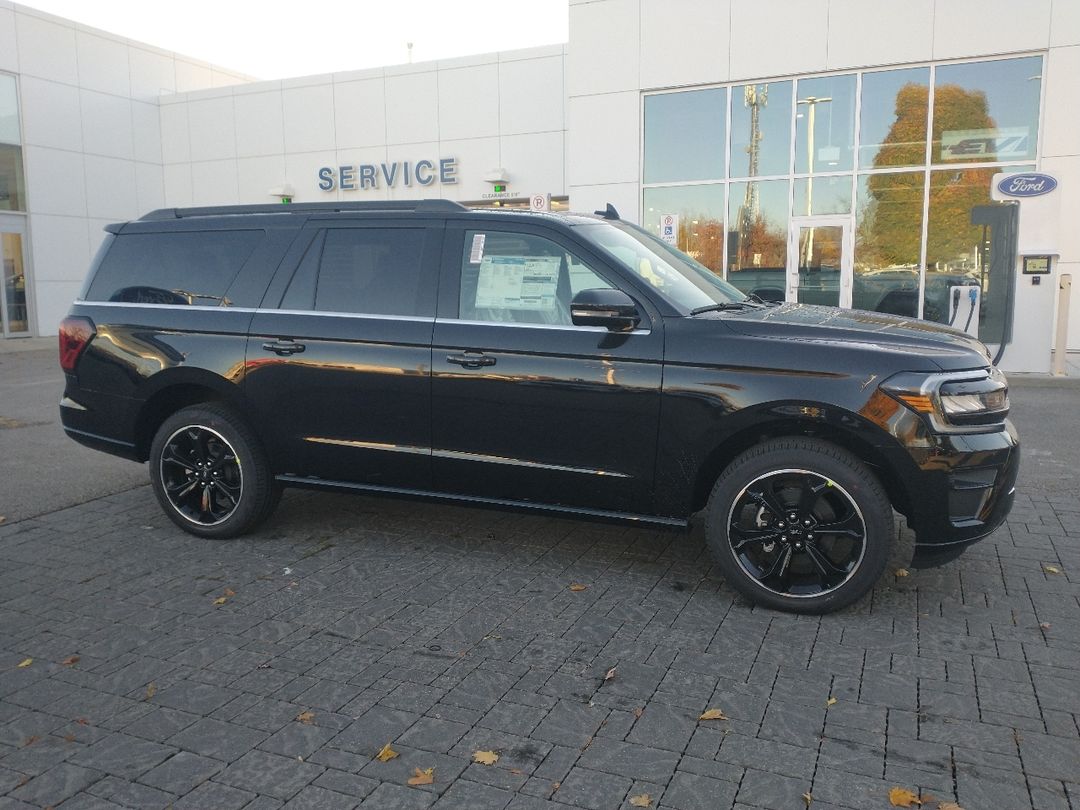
[
  {"xmin": 149, "ymin": 405, "xmax": 266, "ymax": 539},
  {"xmin": 705, "ymin": 440, "xmax": 892, "ymax": 614}
]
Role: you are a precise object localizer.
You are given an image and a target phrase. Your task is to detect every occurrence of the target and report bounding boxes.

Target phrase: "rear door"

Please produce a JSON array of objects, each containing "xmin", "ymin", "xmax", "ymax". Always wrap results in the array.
[
  {"xmin": 429, "ymin": 222, "xmax": 664, "ymax": 515},
  {"xmin": 244, "ymin": 218, "xmax": 441, "ymax": 489}
]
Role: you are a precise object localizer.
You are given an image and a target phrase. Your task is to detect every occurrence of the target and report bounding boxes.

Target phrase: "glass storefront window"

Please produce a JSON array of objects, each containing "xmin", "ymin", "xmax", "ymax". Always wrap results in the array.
[
  {"xmin": 795, "ymin": 74, "xmax": 856, "ymax": 174},
  {"xmin": 729, "ymin": 81, "xmax": 792, "ymax": 179},
  {"xmin": 859, "ymin": 67, "xmax": 930, "ymax": 169},
  {"xmin": 726, "ymin": 179, "xmax": 789, "ymax": 299},
  {"xmin": 854, "ymin": 171, "xmax": 924, "ymax": 317},
  {"xmin": 793, "ymin": 175, "xmax": 852, "ymax": 216},
  {"xmin": 642, "ymin": 184, "xmax": 725, "ymax": 274},
  {"xmin": 0, "ymin": 75, "xmax": 18, "ymax": 145},
  {"xmin": 0, "ymin": 145, "xmax": 26, "ymax": 212},
  {"xmin": 933, "ymin": 56, "xmax": 1041, "ymax": 165},
  {"xmin": 644, "ymin": 88, "xmax": 726, "ymax": 184},
  {"xmin": 2, "ymin": 231, "xmax": 28, "ymax": 334}
]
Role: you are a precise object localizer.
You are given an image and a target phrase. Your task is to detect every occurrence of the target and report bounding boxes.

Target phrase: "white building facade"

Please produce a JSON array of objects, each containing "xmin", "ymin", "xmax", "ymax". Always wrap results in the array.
[{"xmin": 1, "ymin": 0, "xmax": 1078, "ymax": 374}]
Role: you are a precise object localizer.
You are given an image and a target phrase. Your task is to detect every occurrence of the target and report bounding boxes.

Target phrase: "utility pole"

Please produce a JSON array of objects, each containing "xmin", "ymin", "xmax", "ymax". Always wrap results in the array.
[{"xmin": 739, "ymin": 84, "xmax": 767, "ymax": 268}]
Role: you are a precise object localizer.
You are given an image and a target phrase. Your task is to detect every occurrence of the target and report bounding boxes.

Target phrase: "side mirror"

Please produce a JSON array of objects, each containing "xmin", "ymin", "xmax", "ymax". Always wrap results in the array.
[{"xmin": 570, "ymin": 288, "xmax": 641, "ymax": 331}]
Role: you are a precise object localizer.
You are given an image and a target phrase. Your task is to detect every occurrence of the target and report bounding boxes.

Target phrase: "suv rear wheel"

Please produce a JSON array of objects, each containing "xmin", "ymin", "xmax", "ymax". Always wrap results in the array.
[
  {"xmin": 150, "ymin": 404, "xmax": 277, "ymax": 538},
  {"xmin": 704, "ymin": 438, "xmax": 893, "ymax": 613}
]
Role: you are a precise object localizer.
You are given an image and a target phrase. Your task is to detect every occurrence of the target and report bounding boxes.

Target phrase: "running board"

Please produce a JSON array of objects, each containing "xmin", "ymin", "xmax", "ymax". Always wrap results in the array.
[{"xmin": 275, "ymin": 474, "xmax": 688, "ymax": 530}]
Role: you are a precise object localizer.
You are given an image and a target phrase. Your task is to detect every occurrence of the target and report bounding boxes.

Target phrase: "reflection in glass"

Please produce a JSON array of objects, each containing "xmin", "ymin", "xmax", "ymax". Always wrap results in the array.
[
  {"xmin": 644, "ymin": 88, "xmax": 726, "ymax": 184},
  {"xmin": 642, "ymin": 184, "xmax": 725, "ymax": 274},
  {"xmin": 0, "ymin": 144, "xmax": 26, "ymax": 212},
  {"xmin": 794, "ymin": 225, "xmax": 843, "ymax": 307},
  {"xmin": 854, "ymin": 172, "xmax": 924, "ymax": 317},
  {"xmin": 794, "ymin": 175, "xmax": 852, "ymax": 216},
  {"xmin": 730, "ymin": 81, "xmax": 792, "ymax": 178},
  {"xmin": 859, "ymin": 68, "xmax": 929, "ymax": 169},
  {"xmin": 933, "ymin": 56, "xmax": 1041, "ymax": 165},
  {"xmin": 0, "ymin": 75, "xmax": 18, "ymax": 145},
  {"xmin": 2, "ymin": 231, "xmax": 28, "ymax": 334},
  {"xmin": 795, "ymin": 74, "xmax": 856, "ymax": 173},
  {"xmin": 726, "ymin": 179, "xmax": 789, "ymax": 299}
]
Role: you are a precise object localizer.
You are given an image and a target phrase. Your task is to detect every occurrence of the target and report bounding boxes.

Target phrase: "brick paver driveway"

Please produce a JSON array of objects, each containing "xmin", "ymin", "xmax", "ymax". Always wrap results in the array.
[{"xmin": 1, "ymin": 373, "xmax": 1078, "ymax": 810}]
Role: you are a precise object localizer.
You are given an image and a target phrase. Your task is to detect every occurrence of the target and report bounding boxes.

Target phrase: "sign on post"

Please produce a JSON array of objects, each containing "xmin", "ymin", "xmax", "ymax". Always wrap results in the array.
[
  {"xmin": 530, "ymin": 193, "xmax": 551, "ymax": 212},
  {"xmin": 660, "ymin": 213, "xmax": 679, "ymax": 245}
]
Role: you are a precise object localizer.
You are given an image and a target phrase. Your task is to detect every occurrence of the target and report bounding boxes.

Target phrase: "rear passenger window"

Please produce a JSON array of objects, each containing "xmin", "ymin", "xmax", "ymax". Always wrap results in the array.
[
  {"xmin": 85, "ymin": 230, "xmax": 261, "ymax": 306},
  {"xmin": 311, "ymin": 228, "xmax": 428, "ymax": 317}
]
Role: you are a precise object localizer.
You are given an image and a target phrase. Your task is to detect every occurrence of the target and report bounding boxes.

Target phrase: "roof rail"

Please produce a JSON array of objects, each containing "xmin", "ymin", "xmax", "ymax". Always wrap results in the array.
[{"xmin": 139, "ymin": 199, "xmax": 470, "ymax": 221}]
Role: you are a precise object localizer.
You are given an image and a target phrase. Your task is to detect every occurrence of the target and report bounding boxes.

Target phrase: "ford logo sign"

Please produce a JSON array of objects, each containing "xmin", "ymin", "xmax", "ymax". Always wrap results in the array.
[{"xmin": 997, "ymin": 173, "xmax": 1057, "ymax": 198}]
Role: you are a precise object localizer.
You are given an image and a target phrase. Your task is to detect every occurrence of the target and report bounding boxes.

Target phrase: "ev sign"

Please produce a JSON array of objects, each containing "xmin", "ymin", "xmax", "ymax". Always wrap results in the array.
[
  {"xmin": 660, "ymin": 213, "xmax": 679, "ymax": 245},
  {"xmin": 530, "ymin": 193, "xmax": 551, "ymax": 212}
]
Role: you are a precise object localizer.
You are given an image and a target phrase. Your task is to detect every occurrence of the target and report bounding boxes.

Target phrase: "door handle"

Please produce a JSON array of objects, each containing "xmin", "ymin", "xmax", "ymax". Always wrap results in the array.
[
  {"xmin": 447, "ymin": 352, "xmax": 496, "ymax": 369},
  {"xmin": 262, "ymin": 340, "xmax": 306, "ymax": 356}
]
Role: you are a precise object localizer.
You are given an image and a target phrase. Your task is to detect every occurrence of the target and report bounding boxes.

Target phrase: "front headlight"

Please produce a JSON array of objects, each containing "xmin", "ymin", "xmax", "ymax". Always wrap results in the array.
[{"xmin": 881, "ymin": 367, "xmax": 1009, "ymax": 432}]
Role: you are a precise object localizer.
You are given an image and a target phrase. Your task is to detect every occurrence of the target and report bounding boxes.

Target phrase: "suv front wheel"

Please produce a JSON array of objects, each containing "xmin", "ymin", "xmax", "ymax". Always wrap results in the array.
[
  {"xmin": 705, "ymin": 438, "xmax": 893, "ymax": 614},
  {"xmin": 149, "ymin": 404, "xmax": 278, "ymax": 538}
]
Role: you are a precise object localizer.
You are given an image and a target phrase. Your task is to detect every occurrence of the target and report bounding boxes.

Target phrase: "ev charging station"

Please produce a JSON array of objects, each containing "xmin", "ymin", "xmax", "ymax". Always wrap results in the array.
[{"xmin": 990, "ymin": 172, "xmax": 1062, "ymax": 374}]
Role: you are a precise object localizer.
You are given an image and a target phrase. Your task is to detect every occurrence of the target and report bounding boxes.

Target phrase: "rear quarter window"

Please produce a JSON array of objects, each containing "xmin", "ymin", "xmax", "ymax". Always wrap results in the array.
[{"xmin": 84, "ymin": 230, "xmax": 262, "ymax": 306}]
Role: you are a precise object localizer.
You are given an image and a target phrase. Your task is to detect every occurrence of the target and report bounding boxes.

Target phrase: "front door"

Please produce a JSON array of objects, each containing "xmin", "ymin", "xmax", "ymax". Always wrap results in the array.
[
  {"xmin": 786, "ymin": 216, "xmax": 853, "ymax": 308},
  {"xmin": 0, "ymin": 214, "xmax": 30, "ymax": 336},
  {"xmin": 430, "ymin": 224, "xmax": 664, "ymax": 515}
]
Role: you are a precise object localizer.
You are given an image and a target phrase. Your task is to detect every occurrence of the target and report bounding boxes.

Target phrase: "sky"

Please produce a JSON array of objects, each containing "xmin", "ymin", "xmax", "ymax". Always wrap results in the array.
[{"xmin": 14, "ymin": 0, "xmax": 571, "ymax": 79}]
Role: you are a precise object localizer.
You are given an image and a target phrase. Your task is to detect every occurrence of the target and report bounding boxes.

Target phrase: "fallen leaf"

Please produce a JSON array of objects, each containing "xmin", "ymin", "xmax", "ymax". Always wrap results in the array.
[
  {"xmin": 61, "ymin": 655, "xmax": 80, "ymax": 666},
  {"xmin": 375, "ymin": 742, "xmax": 398, "ymax": 762},
  {"xmin": 604, "ymin": 667, "xmax": 617, "ymax": 682},
  {"xmin": 699, "ymin": 708, "xmax": 728, "ymax": 721},
  {"xmin": 407, "ymin": 767, "xmax": 435, "ymax": 786},
  {"xmin": 145, "ymin": 682, "xmax": 157, "ymax": 700},
  {"xmin": 895, "ymin": 568, "xmax": 910, "ymax": 577},
  {"xmin": 826, "ymin": 697, "xmax": 837, "ymax": 707},
  {"xmin": 633, "ymin": 707, "xmax": 644, "ymax": 718},
  {"xmin": 569, "ymin": 583, "xmax": 588, "ymax": 592},
  {"xmin": 1043, "ymin": 565, "xmax": 1061, "ymax": 574},
  {"xmin": 17, "ymin": 658, "xmax": 32, "ymax": 668},
  {"xmin": 63, "ymin": 733, "xmax": 76, "ymax": 743},
  {"xmin": 0, "ymin": 515, "xmax": 5, "ymax": 524},
  {"xmin": 296, "ymin": 711, "xmax": 316, "ymax": 725},
  {"xmin": 889, "ymin": 787, "xmax": 922, "ymax": 807},
  {"xmin": 75, "ymin": 718, "xmax": 89, "ymax": 725},
  {"xmin": 1039, "ymin": 622, "xmax": 1052, "ymax": 630},
  {"xmin": 510, "ymin": 767, "xmax": 523, "ymax": 775},
  {"xmin": 937, "ymin": 803, "xmax": 964, "ymax": 810},
  {"xmin": 213, "ymin": 597, "xmax": 228, "ymax": 605},
  {"xmin": 629, "ymin": 793, "xmax": 652, "ymax": 807},
  {"xmin": 223, "ymin": 587, "xmax": 236, "ymax": 597},
  {"xmin": 803, "ymin": 792, "xmax": 813, "ymax": 807},
  {"xmin": 473, "ymin": 750, "xmax": 499, "ymax": 765},
  {"xmin": 551, "ymin": 781, "xmax": 561, "ymax": 793},
  {"xmin": 16, "ymin": 775, "xmax": 29, "ymax": 788},
  {"xmin": 21, "ymin": 735, "xmax": 39, "ymax": 747}
]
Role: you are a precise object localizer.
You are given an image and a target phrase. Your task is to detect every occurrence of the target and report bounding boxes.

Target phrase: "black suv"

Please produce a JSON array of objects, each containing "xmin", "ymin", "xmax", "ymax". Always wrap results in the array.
[{"xmin": 58, "ymin": 200, "xmax": 1019, "ymax": 613}]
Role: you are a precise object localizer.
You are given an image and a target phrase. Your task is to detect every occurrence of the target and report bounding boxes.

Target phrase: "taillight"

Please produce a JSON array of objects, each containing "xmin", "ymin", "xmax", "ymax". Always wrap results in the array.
[{"xmin": 59, "ymin": 315, "xmax": 95, "ymax": 372}]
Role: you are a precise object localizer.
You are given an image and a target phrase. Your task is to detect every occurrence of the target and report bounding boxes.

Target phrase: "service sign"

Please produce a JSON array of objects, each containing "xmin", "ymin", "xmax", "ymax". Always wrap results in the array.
[{"xmin": 997, "ymin": 173, "xmax": 1058, "ymax": 198}]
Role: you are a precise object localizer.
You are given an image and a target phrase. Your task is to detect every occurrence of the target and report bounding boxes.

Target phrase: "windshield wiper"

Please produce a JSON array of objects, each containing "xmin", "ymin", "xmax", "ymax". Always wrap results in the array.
[{"xmin": 689, "ymin": 302, "xmax": 756, "ymax": 315}]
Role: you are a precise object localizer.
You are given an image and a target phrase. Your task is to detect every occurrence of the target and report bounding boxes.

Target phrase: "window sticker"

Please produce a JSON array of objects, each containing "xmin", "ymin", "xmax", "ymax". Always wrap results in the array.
[
  {"xmin": 475, "ymin": 255, "xmax": 560, "ymax": 311},
  {"xmin": 469, "ymin": 233, "xmax": 486, "ymax": 264}
]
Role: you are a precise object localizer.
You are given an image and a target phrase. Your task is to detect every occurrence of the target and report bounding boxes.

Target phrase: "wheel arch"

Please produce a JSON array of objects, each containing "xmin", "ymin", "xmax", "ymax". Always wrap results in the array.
[
  {"xmin": 690, "ymin": 416, "xmax": 913, "ymax": 520},
  {"xmin": 133, "ymin": 370, "xmax": 246, "ymax": 461}
]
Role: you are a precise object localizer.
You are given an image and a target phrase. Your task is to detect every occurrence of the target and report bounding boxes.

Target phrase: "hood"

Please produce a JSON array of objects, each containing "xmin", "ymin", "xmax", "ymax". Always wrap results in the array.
[{"xmin": 715, "ymin": 303, "xmax": 992, "ymax": 372}]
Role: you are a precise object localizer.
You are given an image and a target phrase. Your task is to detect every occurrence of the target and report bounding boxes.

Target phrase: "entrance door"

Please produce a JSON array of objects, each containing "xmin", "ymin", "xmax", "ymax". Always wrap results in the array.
[
  {"xmin": 786, "ymin": 216, "xmax": 853, "ymax": 308},
  {"xmin": 0, "ymin": 214, "xmax": 30, "ymax": 336}
]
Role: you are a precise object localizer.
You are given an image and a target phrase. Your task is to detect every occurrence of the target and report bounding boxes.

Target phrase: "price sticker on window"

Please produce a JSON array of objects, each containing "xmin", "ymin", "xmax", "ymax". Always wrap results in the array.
[{"xmin": 469, "ymin": 233, "xmax": 486, "ymax": 264}]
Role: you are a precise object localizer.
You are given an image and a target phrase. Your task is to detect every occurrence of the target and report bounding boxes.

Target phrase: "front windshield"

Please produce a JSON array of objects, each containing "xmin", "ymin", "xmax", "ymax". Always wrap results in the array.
[{"xmin": 576, "ymin": 221, "xmax": 745, "ymax": 311}]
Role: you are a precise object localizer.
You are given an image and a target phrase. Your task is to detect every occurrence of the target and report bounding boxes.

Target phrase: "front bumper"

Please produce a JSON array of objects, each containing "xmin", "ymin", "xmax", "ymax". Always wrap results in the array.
[{"xmin": 902, "ymin": 418, "xmax": 1020, "ymax": 562}]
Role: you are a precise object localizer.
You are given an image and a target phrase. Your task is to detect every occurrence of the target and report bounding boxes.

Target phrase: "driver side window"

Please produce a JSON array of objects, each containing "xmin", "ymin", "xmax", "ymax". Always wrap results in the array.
[{"xmin": 459, "ymin": 230, "xmax": 612, "ymax": 325}]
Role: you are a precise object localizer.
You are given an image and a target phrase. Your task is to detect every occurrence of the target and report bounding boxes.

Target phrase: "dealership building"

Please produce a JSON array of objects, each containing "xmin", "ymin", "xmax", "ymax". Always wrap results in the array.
[{"xmin": 0, "ymin": 0, "xmax": 1077, "ymax": 373}]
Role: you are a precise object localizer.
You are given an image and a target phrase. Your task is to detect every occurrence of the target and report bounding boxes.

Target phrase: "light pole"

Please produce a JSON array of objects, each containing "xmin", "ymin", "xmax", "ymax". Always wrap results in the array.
[{"xmin": 795, "ymin": 95, "xmax": 832, "ymax": 274}]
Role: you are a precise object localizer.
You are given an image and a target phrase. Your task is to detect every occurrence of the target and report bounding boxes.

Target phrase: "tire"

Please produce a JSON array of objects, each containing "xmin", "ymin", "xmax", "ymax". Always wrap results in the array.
[
  {"xmin": 149, "ymin": 403, "xmax": 278, "ymax": 538},
  {"xmin": 704, "ymin": 437, "xmax": 893, "ymax": 614}
]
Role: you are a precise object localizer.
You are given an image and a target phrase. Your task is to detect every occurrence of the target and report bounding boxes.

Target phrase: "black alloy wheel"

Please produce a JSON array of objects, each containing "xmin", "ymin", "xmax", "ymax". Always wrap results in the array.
[
  {"xmin": 150, "ymin": 404, "xmax": 279, "ymax": 538},
  {"xmin": 727, "ymin": 469, "xmax": 866, "ymax": 598},
  {"xmin": 159, "ymin": 425, "xmax": 244, "ymax": 526},
  {"xmin": 705, "ymin": 437, "xmax": 893, "ymax": 614}
]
